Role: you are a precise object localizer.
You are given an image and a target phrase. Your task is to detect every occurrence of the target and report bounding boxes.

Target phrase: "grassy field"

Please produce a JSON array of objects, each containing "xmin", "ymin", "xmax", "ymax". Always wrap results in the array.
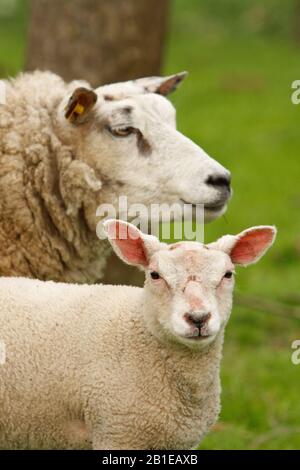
[
  {"xmin": 1, "ymin": 0, "xmax": 300, "ymax": 450},
  {"xmin": 167, "ymin": 0, "xmax": 300, "ymax": 450}
]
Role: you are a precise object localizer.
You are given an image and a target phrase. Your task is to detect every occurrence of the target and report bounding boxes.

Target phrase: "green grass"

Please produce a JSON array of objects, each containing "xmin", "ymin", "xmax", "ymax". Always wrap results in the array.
[
  {"xmin": 165, "ymin": 0, "xmax": 300, "ymax": 450},
  {"xmin": 0, "ymin": 0, "xmax": 27, "ymax": 76},
  {"xmin": 1, "ymin": 0, "xmax": 300, "ymax": 450}
]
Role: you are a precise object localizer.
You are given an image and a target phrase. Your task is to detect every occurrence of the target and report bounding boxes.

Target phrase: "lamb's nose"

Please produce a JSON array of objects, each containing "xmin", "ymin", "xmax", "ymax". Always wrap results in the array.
[
  {"xmin": 185, "ymin": 312, "xmax": 211, "ymax": 329},
  {"xmin": 206, "ymin": 173, "xmax": 231, "ymax": 192}
]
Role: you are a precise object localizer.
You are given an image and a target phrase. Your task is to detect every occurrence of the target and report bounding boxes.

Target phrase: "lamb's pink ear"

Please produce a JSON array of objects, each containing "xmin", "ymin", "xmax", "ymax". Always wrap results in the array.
[
  {"xmin": 230, "ymin": 226, "xmax": 277, "ymax": 265},
  {"xmin": 103, "ymin": 219, "xmax": 160, "ymax": 268},
  {"xmin": 209, "ymin": 226, "xmax": 277, "ymax": 266}
]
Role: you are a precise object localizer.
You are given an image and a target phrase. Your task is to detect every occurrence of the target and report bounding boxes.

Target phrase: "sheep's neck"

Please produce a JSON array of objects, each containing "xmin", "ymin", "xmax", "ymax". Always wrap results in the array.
[
  {"xmin": 159, "ymin": 331, "xmax": 223, "ymax": 387},
  {"xmin": 21, "ymin": 116, "xmax": 112, "ymax": 283},
  {"xmin": 140, "ymin": 296, "xmax": 224, "ymax": 400}
]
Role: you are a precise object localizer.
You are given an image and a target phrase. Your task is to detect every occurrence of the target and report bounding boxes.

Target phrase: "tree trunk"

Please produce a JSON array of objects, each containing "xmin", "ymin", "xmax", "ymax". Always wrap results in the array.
[
  {"xmin": 26, "ymin": 0, "xmax": 170, "ymax": 87},
  {"xmin": 26, "ymin": 0, "xmax": 169, "ymax": 287}
]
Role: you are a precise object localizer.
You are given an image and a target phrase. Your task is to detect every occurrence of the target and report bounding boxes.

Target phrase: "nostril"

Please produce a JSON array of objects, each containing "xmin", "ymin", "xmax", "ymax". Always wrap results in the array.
[
  {"xmin": 196, "ymin": 313, "xmax": 211, "ymax": 328},
  {"xmin": 185, "ymin": 312, "xmax": 211, "ymax": 328},
  {"xmin": 193, "ymin": 319, "xmax": 203, "ymax": 329},
  {"xmin": 206, "ymin": 174, "xmax": 231, "ymax": 190}
]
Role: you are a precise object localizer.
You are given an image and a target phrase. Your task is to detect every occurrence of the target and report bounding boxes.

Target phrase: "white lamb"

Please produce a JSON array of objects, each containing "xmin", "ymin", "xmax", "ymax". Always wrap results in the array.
[{"xmin": 0, "ymin": 220, "xmax": 276, "ymax": 450}]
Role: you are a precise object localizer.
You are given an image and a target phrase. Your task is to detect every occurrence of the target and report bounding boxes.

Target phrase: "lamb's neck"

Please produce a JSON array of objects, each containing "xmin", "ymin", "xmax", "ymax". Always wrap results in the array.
[
  {"xmin": 140, "ymin": 295, "xmax": 224, "ymax": 392},
  {"xmin": 141, "ymin": 324, "xmax": 224, "ymax": 409},
  {"xmin": 161, "ymin": 331, "xmax": 224, "ymax": 384}
]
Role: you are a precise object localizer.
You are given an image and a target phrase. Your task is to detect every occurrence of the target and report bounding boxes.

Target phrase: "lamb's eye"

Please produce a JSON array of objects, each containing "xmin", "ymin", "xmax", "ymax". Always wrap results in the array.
[
  {"xmin": 224, "ymin": 271, "xmax": 233, "ymax": 279},
  {"xmin": 110, "ymin": 126, "xmax": 135, "ymax": 137},
  {"xmin": 150, "ymin": 271, "xmax": 160, "ymax": 280}
]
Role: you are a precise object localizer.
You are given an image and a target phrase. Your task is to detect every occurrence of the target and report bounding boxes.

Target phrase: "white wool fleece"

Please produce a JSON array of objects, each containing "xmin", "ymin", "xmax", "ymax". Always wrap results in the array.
[
  {"xmin": 0, "ymin": 222, "xmax": 276, "ymax": 450},
  {"xmin": 0, "ymin": 277, "xmax": 222, "ymax": 450}
]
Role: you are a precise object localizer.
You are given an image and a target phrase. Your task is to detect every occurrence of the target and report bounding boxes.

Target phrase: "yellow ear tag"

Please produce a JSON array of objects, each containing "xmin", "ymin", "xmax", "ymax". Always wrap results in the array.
[{"xmin": 74, "ymin": 103, "xmax": 85, "ymax": 115}]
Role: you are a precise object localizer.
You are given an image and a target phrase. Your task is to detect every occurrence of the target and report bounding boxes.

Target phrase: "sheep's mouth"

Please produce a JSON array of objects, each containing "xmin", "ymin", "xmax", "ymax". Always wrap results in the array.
[
  {"xmin": 180, "ymin": 199, "xmax": 226, "ymax": 212},
  {"xmin": 189, "ymin": 334, "xmax": 211, "ymax": 340},
  {"xmin": 184, "ymin": 331, "xmax": 212, "ymax": 341},
  {"xmin": 204, "ymin": 202, "xmax": 227, "ymax": 212},
  {"xmin": 179, "ymin": 198, "xmax": 228, "ymax": 223}
]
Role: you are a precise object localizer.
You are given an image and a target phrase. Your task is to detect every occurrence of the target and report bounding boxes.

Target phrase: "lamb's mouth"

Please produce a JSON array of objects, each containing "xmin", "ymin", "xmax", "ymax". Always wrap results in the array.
[{"xmin": 184, "ymin": 331, "xmax": 212, "ymax": 341}]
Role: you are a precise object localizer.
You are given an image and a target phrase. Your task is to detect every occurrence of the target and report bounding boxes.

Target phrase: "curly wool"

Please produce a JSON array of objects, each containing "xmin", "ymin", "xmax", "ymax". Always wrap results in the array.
[
  {"xmin": 0, "ymin": 276, "xmax": 222, "ymax": 450},
  {"xmin": 0, "ymin": 71, "xmax": 108, "ymax": 283}
]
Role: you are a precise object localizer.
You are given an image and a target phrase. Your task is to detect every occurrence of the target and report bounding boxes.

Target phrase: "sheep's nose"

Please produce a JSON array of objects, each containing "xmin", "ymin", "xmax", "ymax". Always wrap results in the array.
[
  {"xmin": 206, "ymin": 173, "xmax": 231, "ymax": 192},
  {"xmin": 185, "ymin": 312, "xmax": 211, "ymax": 329}
]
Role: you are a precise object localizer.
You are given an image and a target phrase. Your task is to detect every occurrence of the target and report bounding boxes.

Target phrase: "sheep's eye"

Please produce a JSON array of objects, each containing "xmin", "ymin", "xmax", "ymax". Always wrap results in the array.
[
  {"xmin": 224, "ymin": 271, "xmax": 233, "ymax": 279},
  {"xmin": 150, "ymin": 271, "xmax": 160, "ymax": 280},
  {"xmin": 110, "ymin": 126, "xmax": 135, "ymax": 137}
]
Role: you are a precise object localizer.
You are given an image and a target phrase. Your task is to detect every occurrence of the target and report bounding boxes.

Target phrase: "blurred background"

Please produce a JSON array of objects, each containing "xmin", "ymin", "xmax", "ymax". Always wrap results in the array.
[{"xmin": 0, "ymin": 0, "xmax": 299, "ymax": 450}]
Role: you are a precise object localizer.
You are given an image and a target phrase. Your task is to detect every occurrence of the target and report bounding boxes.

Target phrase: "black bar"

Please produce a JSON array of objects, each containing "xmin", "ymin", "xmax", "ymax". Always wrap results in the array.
[{"xmin": 0, "ymin": 450, "xmax": 297, "ymax": 467}]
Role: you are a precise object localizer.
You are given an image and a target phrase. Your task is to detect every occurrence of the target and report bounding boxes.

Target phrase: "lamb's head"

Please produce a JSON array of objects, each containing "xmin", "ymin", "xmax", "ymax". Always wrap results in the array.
[
  {"xmin": 104, "ymin": 219, "xmax": 276, "ymax": 349},
  {"xmin": 59, "ymin": 73, "xmax": 231, "ymax": 223}
]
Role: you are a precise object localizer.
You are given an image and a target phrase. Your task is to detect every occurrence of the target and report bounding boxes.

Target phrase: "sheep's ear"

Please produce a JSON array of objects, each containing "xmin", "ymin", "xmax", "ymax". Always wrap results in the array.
[
  {"xmin": 209, "ymin": 226, "xmax": 277, "ymax": 266},
  {"xmin": 134, "ymin": 71, "xmax": 188, "ymax": 96},
  {"xmin": 65, "ymin": 87, "xmax": 97, "ymax": 124},
  {"xmin": 103, "ymin": 219, "xmax": 160, "ymax": 268}
]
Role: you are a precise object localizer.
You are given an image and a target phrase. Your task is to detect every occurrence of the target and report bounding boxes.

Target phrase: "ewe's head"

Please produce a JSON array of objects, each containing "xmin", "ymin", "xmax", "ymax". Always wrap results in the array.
[
  {"xmin": 105, "ymin": 220, "xmax": 276, "ymax": 349},
  {"xmin": 60, "ymin": 73, "xmax": 231, "ymax": 223}
]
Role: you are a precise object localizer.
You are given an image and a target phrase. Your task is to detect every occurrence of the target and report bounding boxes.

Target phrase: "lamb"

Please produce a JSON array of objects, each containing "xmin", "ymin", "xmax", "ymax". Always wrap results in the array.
[
  {"xmin": 0, "ymin": 70, "xmax": 231, "ymax": 284},
  {"xmin": 0, "ymin": 220, "xmax": 276, "ymax": 450}
]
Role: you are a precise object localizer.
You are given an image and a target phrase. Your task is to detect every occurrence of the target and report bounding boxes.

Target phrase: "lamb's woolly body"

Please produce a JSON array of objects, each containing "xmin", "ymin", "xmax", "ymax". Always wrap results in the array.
[
  {"xmin": 0, "ymin": 72, "xmax": 108, "ymax": 283},
  {"xmin": 0, "ymin": 276, "xmax": 222, "ymax": 450},
  {"xmin": 0, "ymin": 222, "xmax": 276, "ymax": 449}
]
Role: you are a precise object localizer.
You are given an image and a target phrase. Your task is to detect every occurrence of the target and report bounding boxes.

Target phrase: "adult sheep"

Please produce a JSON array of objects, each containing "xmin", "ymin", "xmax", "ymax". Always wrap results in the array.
[{"xmin": 0, "ymin": 71, "xmax": 231, "ymax": 283}]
